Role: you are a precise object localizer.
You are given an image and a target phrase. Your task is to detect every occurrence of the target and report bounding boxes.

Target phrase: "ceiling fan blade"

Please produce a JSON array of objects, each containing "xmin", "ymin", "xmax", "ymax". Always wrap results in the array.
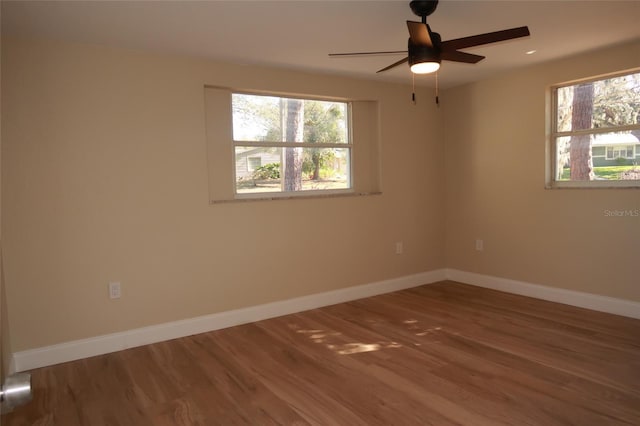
[
  {"xmin": 441, "ymin": 26, "xmax": 530, "ymax": 51},
  {"xmin": 407, "ymin": 21, "xmax": 433, "ymax": 47},
  {"xmin": 376, "ymin": 57, "xmax": 409, "ymax": 73},
  {"xmin": 441, "ymin": 50, "xmax": 485, "ymax": 64},
  {"xmin": 329, "ymin": 50, "xmax": 407, "ymax": 57}
]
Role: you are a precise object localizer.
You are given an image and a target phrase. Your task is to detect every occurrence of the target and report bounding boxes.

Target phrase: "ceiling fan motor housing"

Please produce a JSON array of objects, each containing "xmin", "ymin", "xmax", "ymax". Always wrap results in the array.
[
  {"xmin": 408, "ymin": 26, "xmax": 442, "ymax": 65},
  {"xmin": 408, "ymin": 39, "xmax": 440, "ymax": 67}
]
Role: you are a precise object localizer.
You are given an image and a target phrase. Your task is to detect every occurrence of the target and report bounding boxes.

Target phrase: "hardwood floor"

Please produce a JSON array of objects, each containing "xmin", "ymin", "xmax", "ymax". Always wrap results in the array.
[{"xmin": 4, "ymin": 281, "xmax": 640, "ymax": 425}]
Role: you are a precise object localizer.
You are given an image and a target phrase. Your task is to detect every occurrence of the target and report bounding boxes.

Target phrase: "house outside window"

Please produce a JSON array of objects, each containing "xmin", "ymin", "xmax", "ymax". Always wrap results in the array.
[{"xmin": 549, "ymin": 69, "xmax": 640, "ymax": 188}]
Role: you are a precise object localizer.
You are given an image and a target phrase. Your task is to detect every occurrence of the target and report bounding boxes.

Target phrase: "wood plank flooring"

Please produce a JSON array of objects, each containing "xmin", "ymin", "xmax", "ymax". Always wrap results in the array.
[{"xmin": 4, "ymin": 281, "xmax": 640, "ymax": 425}]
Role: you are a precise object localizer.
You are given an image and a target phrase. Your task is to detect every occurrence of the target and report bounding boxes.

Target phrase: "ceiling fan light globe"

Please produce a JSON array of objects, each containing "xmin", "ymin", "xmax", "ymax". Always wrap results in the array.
[{"xmin": 410, "ymin": 61, "xmax": 440, "ymax": 74}]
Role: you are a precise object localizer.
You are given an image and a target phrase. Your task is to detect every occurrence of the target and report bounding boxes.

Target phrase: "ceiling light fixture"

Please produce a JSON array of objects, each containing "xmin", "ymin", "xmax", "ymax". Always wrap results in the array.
[
  {"xmin": 526, "ymin": 49, "xmax": 537, "ymax": 55},
  {"xmin": 410, "ymin": 61, "xmax": 441, "ymax": 74},
  {"xmin": 409, "ymin": 44, "xmax": 441, "ymax": 74}
]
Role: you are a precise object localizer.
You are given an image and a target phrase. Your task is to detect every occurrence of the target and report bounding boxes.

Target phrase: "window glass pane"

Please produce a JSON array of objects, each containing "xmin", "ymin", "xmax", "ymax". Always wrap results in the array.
[
  {"xmin": 556, "ymin": 72, "xmax": 640, "ymax": 132},
  {"xmin": 558, "ymin": 132, "xmax": 640, "ymax": 181},
  {"xmin": 235, "ymin": 147, "xmax": 350, "ymax": 194},
  {"xmin": 555, "ymin": 136, "xmax": 571, "ymax": 180},
  {"xmin": 236, "ymin": 147, "xmax": 282, "ymax": 193},
  {"xmin": 555, "ymin": 87, "xmax": 573, "ymax": 132},
  {"xmin": 232, "ymin": 94, "xmax": 348, "ymax": 144},
  {"xmin": 232, "ymin": 94, "xmax": 282, "ymax": 142}
]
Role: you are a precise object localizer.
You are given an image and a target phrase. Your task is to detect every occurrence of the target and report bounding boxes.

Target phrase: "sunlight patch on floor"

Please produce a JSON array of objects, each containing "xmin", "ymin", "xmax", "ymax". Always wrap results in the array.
[
  {"xmin": 328, "ymin": 341, "xmax": 402, "ymax": 355},
  {"xmin": 293, "ymin": 327, "xmax": 402, "ymax": 355},
  {"xmin": 402, "ymin": 318, "xmax": 444, "ymax": 338},
  {"xmin": 295, "ymin": 328, "xmax": 343, "ymax": 345},
  {"xmin": 416, "ymin": 326, "xmax": 442, "ymax": 337}
]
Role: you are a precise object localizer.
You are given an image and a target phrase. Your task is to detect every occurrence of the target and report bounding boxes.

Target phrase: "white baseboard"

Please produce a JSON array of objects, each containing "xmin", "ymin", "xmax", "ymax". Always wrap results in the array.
[
  {"xmin": 7, "ymin": 357, "xmax": 16, "ymax": 376},
  {"xmin": 446, "ymin": 269, "xmax": 640, "ymax": 320},
  {"xmin": 15, "ymin": 268, "xmax": 637, "ymax": 372},
  {"xmin": 12, "ymin": 269, "xmax": 446, "ymax": 372}
]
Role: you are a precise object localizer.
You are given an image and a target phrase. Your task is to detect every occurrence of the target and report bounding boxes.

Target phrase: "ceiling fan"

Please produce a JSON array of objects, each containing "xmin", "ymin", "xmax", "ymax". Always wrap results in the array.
[{"xmin": 329, "ymin": 0, "xmax": 530, "ymax": 74}]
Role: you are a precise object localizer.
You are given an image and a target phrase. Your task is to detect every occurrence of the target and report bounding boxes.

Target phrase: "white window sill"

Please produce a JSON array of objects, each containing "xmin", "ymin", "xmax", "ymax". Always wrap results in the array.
[{"xmin": 210, "ymin": 191, "xmax": 382, "ymax": 204}]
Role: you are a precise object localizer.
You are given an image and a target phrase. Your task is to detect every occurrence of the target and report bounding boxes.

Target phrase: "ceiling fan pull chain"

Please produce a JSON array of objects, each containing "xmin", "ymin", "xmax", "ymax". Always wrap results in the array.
[
  {"xmin": 435, "ymin": 71, "xmax": 440, "ymax": 106},
  {"xmin": 412, "ymin": 72, "xmax": 417, "ymax": 104}
]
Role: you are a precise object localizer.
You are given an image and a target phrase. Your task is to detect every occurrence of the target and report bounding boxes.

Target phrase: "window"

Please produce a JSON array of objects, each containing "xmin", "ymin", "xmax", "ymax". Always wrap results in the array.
[
  {"xmin": 247, "ymin": 157, "xmax": 262, "ymax": 171},
  {"xmin": 232, "ymin": 94, "xmax": 351, "ymax": 196},
  {"xmin": 549, "ymin": 69, "xmax": 640, "ymax": 188},
  {"xmin": 606, "ymin": 146, "xmax": 635, "ymax": 160},
  {"xmin": 204, "ymin": 87, "xmax": 381, "ymax": 202}
]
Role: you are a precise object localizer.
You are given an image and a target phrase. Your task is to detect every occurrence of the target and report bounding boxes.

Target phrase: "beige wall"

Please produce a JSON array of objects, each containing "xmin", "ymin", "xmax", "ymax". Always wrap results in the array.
[
  {"xmin": 1, "ymin": 38, "xmax": 445, "ymax": 352},
  {"xmin": 1, "ymin": 2, "xmax": 12, "ymax": 386},
  {"xmin": 3, "ymin": 34, "xmax": 638, "ymax": 356},
  {"xmin": 444, "ymin": 39, "xmax": 640, "ymax": 302}
]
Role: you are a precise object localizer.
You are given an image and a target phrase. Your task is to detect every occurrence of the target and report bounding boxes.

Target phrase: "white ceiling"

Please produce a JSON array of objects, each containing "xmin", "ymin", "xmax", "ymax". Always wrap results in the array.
[{"xmin": 2, "ymin": 0, "xmax": 640, "ymax": 88}]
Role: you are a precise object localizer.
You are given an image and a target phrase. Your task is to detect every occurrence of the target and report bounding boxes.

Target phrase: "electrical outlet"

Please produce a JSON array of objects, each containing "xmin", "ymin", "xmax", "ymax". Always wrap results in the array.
[
  {"xmin": 395, "ymin": 242, "xmax": 404, "ymax": 255},
  {"xmin": 109, "ymin": 282, "xmax": 121, "ymax": 299},
  {"xmin": 475, "ymin": 239, "xmax": 484, "ymax": 251}
]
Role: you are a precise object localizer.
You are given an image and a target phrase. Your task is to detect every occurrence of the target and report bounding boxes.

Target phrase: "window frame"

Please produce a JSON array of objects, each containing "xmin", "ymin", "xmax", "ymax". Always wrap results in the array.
[
  {"xmin": 548, "ymin": 68, "xmax": 640, "ymax": 189},
  {"xmin": 231, "ymin": 91, "xmax": 354, "ymax": 200},
  {"xmin": 205, "ymin": 86, "xmax": 381, "ymax": 204}
]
